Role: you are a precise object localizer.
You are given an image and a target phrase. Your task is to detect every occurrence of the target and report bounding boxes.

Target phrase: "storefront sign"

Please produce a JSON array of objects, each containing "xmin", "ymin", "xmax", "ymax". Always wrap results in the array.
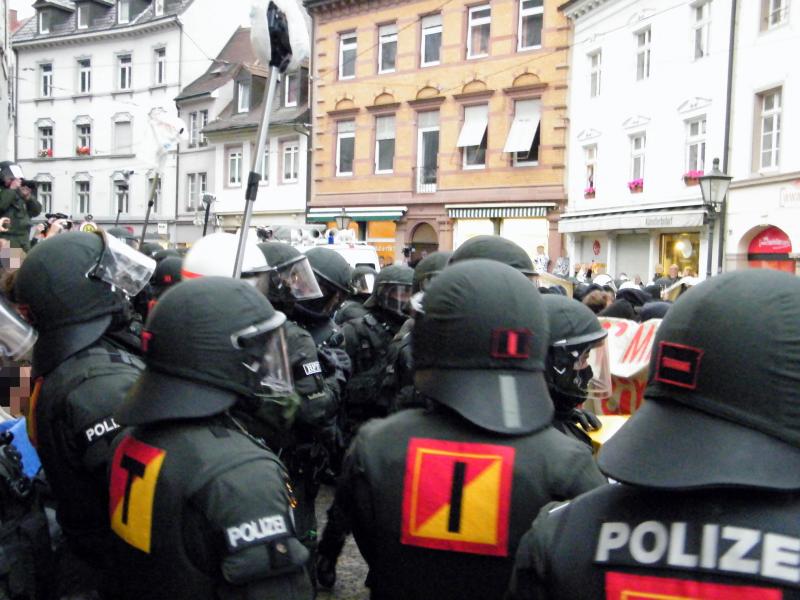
[
  {"xmin": 645, "ymin": 216, "xmax": 673, "ymax": 227},
  {"xmin": 779, "ymin": 184, "xmax": 800, "ymax": 208},
  {"xmin": 748, "ymin": 226, "xmax": 792, "ymax": 255}
]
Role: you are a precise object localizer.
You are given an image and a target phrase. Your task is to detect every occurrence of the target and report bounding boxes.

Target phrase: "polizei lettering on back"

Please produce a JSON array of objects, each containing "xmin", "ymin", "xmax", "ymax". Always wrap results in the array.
[
  {"xmin": 226, "ymin": 515, "xmax": 288, "ymax": 550},
  {"xmin": 595, "ymin": 521, "xmax": 800, "ymax": 586},
  {"xmin": 85, "ymin": 418, "xmax": 121, "ymax": 443}
]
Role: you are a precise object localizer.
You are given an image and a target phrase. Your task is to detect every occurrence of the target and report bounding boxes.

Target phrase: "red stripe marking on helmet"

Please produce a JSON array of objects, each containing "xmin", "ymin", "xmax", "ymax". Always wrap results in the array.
[{"xmin": 181, "ymin": 269, "xmax": 203, "ymax": 279}]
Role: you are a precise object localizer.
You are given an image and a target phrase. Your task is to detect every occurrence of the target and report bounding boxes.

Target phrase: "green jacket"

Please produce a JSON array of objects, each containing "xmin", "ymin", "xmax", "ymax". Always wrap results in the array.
[{"xmin": 0, "ymin": 187, "xmax": 42, "ymax": 250}]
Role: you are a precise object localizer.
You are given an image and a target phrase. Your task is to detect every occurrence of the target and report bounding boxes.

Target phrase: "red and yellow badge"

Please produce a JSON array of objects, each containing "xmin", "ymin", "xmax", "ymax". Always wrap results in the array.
[
  {"xmin": 605, "ymin": 572, "xmax": 782, "ymax": 599},
  {"xmin": 109, "ymin": 436, "xmax": 166, "ymax": 554},
  {"xmin": 401, "ymin": 438, "xmax": 515, "ymax": 556}
]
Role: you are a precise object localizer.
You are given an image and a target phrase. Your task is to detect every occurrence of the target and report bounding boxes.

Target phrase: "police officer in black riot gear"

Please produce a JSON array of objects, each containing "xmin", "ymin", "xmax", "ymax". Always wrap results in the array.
[
  {"xmin": 257, "ymin": 242, "xmax": 347, "ymax": 581},
  {"xmin": 328, "ymin": 260, "xmax": 606, "ymax": 600},
  {"xmin": 13, "ymin": 231, "xmax": 154, "ymax": 597},
  {"xmin": 509, "ymin": 270, "xmax": 800, "ymax": 600},
  {"xmin": 334, "ymin": 265, "xmax": 376, "ymax": 325},
  {"xmin": 295, "ymin": 247, "xmax": 353, "ymax": 346},
  {"xmin": 448, "ymin": 234, "xmax": 538, "ymax": 279},
  {"xmin": 542, "ymin": 295, "xmax": 611, "ymax": 448},
  {"xmin": 110, "ymin": 277, "xmax": 313, "ymax": 600}
]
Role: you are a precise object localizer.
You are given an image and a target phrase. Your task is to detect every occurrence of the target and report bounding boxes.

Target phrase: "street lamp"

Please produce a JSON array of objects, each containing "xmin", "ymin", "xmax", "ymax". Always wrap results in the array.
[
  {"xmin": 334, "ymin": 207, "xmax": 351, "ymax": 231},
  {"xmin": 201, "ymin": 194, "xmax": 216, "ymax": 237},
  {"xmin": 698, "ymin": 158, "xmax": 733, "ymax": 279}
]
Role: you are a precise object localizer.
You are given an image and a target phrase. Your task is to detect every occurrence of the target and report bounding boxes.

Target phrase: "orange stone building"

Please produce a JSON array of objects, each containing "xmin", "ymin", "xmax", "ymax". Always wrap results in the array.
[{"xmin": 306, "ymin": 0, "xmax": 570, "ymax": 264}]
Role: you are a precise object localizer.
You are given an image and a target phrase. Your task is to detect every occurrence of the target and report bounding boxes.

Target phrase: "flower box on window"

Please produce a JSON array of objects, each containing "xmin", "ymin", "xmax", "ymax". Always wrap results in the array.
[
  {"xmin": 628, "ymin": 178, "xmax": 644, "ymax": 193},
  {"xmin": 683, "ymin": 170, "xmax": 703, "ymax": 186},
  {"xmin": 76, "ymin": 146, "xmax": 91, "ymax": 156},
  {"xmin": 584, "ymin": 187, "xmax": 596, "ymax": 199},
  {"xmin": 38, "ymin": 148, "xmax": 53, "ymax": 158}
]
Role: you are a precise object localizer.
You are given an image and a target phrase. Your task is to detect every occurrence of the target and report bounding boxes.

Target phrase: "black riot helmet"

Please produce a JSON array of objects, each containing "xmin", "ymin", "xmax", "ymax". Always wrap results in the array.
[
  {"xmin": 107, "ymin": 226, "xmax": 140, "ymax": 251},
  {"xmin": 449, "ymin": 235, "xmax": 535, "ymax": 277},
  {"xmin": 350, "ymin": 265, "xmax": 377, "ymax": 299},
  {"xmin": 599, "ymin": 270, "xmax": 800, "ymax": 491},
  {"xmin": 14, "ymin": 232, "xmax": 155, "ymax": 375},
  {"xmin": 257, "ymin": 242, "xmax": 322, "ymax": 308},
  {"xmin": 116, "ymin": 277, "xmax": 293, "ymax": 426},
  {"xmin": 295, "ymin": 247, "xmax": 353, "ymax": 319},
  {"xmin": 139, "ymin": 242, "xmax": 163, "ymax": 259},
  {"xmin": 413, "ymin": 251, "xmax": 452, "ymax": 294},
  {"xmin": 542, "ymin": 295, "xmax": 610, "ymax": 413},
  {"xmin": 151, "ymin": 256, "xmax": 183, "ymax": 297},
  {"xmin": 414, "ymin": 259, "xmax": 552, "ymax": 435},
  {"xmin": 364, "ymin": 264, "xmax": 414, "ymax": 319}
]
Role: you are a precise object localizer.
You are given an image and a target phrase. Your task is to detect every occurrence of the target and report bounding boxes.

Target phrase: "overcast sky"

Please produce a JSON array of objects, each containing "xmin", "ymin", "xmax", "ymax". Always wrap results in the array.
[{"xmin": 10, "ymin": 0, "xmax": 34, "ymax": 18}]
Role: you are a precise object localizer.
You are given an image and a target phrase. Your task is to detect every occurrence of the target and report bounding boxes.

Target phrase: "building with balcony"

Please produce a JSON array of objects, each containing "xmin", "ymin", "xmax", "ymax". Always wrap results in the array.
[
  {"xmin": 306, "ymin": 0, "xmax": 570, "ymax": 264},
  {"xmin": 724, "ymin": 0, "xmax": 798, "ymax": 274},
  {"xmin": 177, "ymin": 27, "xmax": 310, "ymax": 235},
  {"xmin": 558, "ymin": 0, "xmax": 734, "ymax": 281},
  {"xmin": 12, "ymin": 0, "xmax": 247, "ymax": 245}
]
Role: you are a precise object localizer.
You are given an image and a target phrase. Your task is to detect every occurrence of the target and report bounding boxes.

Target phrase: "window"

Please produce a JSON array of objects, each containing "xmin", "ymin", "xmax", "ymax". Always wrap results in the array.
[
  {"xmin": 78, "ymin": 59, "xmax": 91, "ymax": 94},
  {"xmin": 421, "ymin": 14, "xmax": 442, "ymax": 67},
  {"xmin": 199, "ymin": 110, "xmax": 208, "ymax": 146},
  {"xmin": 378, "ymin": 24, "xmax": 397, "ymax": 73},
  {"xmin": 118, "ymin": 0, "xmax": 130, "ymax": 24},
  {"xmin": 763, "ymin": 0, "xmax": 789, "ymax": 29},
  {"xmin": 114, "ymin": 120, "xmax": 132, "ymax": 153},
  {"xmin": 228, "ymin": 148, "xmax": 243, "ymax": 186},
  {"xmin": 375, "ymin": 115, "xmax": 395, "ymax": 173},
  {"xmin": 38, "ymin": 181, "xmax": 52, "ymax": 213},
  {"xmin": 685, "ymin": 117, "xmax": 707, "ymax": 173},
  {"xmin": 258, "ymin": 148, "xmax": 270, "ymax": 183},
  {"xmin": 154, "ymin": 0, "xmax": 165, "ymax": 15},
  {"xmin": 76, "ymin": 181, "xmax": 91, "ymax": 214},
  {"xmin": 339, "ymin": 33, "xmax": 357, "ymax": 79},
  {"xmin": 417, "ymin": 110, "xmax": 440, "ymax": 191},
  {"xmin": 759, "ymin": 88, "xmax": 782, "ymax": 170},
  {"xmin": 336, "ymin": 120, "xmax": 355, "ymax": 176},
  {"xmin": 38, "ymin": 126, "xmax": 53, "ymax": 153},
  {"xmin": 40, "ymin": 64, "xmax": 53, "ymax": 98},
  {"xmin": 504, "ymin": 98, "xmax": 541, "ymax": 166},
  {"xmin": 284, "ymin": 73, "xmax": 299, "ymax": 107},
  {"xmin": 635, "ymin": 28, "xmax": 651, "ymax": 81},
  {"xmin": 186, "ymin": 173, "xmax": 198, "ymax": 210},
  {"xmin": 238, "ymin": 82, "xmax": 250, "ymax": 113},
  {"xmin": 518, "ymin": 0, "xmax": 543, "ymax": 51},
  {"xmin": 118, "ymin": 55, "xmax": 132, "ymax": 90},
  {"xmin": 693, "ymin": 3, "xmax": 711, "ymax": 59},
  {"xmin": 467, "ymin": 5, "xmax": 491, "ymax": 59},
  {"xmin": 114, "ymin": 179, "xmax": 129, "ymax": 214},
  {"xmin": 38, "ymin": 9, "xmax": 50, "ymax": 34},
  {"xmin": 154, "ymin": 48, "xmax": 166, "ymax": 85},
  {"xmin": 77, "ymin": 4, "xmax": 89, "ymax": 29},
  {"xmin": 630, "ymin": 133, "xmax": 646, "ymax": 180},
  {"xmin": 282, "ymin": 141, "xmax": 299, "ymax": 183},
  {"xmin": 149, "ymin": 176, "xmax": 162, "ymax": 214},
  {"xmin": 77, "ymin": 124, "xmax": 92, "ymax": 152},
  {"xmin": 458, "ymin": 104, "xmax": 488, "ymax": 169},
  {"xmin": 585, "ymin": 145, "xmax": 597, "ymax": 190},
  {"xmin": 589, "ymin": 51, "xmax": 601, "ymax": 97},
  {"xmin": 189, "ymin": 112, "xmax": 199, "ymax": 147}
]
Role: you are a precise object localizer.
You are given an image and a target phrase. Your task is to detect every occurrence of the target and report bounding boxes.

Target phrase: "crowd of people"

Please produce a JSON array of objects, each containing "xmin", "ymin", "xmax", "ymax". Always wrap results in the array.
[{"xmin": 1, "ymin": 159, "xmax": 799, "ymax": 600}]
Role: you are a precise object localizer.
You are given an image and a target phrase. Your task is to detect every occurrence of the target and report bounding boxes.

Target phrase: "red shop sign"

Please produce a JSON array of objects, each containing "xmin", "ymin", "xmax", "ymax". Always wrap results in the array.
[{"xmin": 748, "ymin": 226, "xmax": 792, "ymax": 255}]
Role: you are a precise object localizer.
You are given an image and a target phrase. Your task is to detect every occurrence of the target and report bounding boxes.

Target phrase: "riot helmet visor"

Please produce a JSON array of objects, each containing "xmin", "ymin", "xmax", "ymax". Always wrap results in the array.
[
  {"xmin": 550, "ymin": 335, "xmax": 611, "ymax": 402},
  {"xmin": 0, "ymin": 295, "xmax": 37, "ymax": 360},
  {"xmin": 352, "ymin": 272, "xmax": 375, "ymax": 295},
  {"xmin": 376, "ymin": 282, "xmax": 412, "ymax": 317},
  {"xmin": 232, "ymin": 320, "xmax": 293, "ymax": 396},
  {"xmin": 87, "ymin": 230, "xmax": 156, "ymax": 297},
  {"xmin": 272, "ymin": 255, "xmax": 323, "ymax": 301}
]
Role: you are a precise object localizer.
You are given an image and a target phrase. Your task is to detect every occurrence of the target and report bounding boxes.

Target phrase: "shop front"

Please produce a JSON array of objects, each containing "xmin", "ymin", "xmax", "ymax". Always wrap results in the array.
[{"xmin": 746, "ymin": 226, "xmax": 795, "ymax": 273}]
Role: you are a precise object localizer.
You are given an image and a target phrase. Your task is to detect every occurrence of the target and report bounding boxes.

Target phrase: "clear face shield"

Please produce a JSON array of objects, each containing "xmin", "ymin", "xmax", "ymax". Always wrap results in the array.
[
  {"xmin": 232, "ymin": 320, "xmax": 294, "ymax": 396},
  {"xmin": 377, "ymin": 283, "xmax": 412, "ymax": 317},
  {"xmin": 88, "ymin": 231, "xmax": 156, "ymax": 297},
  {"xmin": 0, "ymin": 295, "xmax": 37, "ymax": 360},
  {"xmin": 550, "ymin": 335, "xmax": 612, "ymax": 402},
  {"xmin": 272, "ymin": 256, "xmax": 323, "ymax": 301},
  {"xmin": 299, "ymin": 278, "xmax": 349, "ymax": 318},
  {"xmin": 352, "ymin": 273, "xmax": 375, "ymax": 295}
]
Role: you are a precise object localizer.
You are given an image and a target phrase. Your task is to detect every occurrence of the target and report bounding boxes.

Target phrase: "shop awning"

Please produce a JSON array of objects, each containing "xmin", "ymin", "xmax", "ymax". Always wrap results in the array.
[
  {"xmin": 446, "ymin": 203, "xmax": 554, "ymax": 219},
  {"xmin": 558, "ymin": 203, "xmax": 707, "ymax": 233},
  {"xmin": 306, "ymin": 206, "xmax": 407, "ymax": 222},
  {"xmin": 456, "ymin": 105, "xmax": 489, "ymax": 148},
  {"xmin": 503, "ymin": 100, "xmax": 541, "ymax": 153}
]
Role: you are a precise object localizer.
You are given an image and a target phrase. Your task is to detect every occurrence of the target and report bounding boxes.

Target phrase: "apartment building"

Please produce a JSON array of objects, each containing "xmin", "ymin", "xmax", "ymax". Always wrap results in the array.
[
  {"xmin": 12, "ymin": 0, "xmax": 246, "ymax": 245},
  {"xmin": 307, "ymin": 0, "xmax": 570, "ymax": 264}
]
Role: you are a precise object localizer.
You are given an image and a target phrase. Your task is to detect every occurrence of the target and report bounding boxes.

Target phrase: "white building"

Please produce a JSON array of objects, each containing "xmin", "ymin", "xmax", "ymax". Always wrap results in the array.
[
  {"xmin": 176, "ymin": 27, "xmax": 309, "ymax": 235},
  {"xmin": 12, "ymin": 0, "xmax": 248, "ymax": 245},
  {"xmin": 724, "ymin": 0, "xmax": 798, "ymax": 274},
  {"xmin": 559, "ymin": 0, "xmax": 734, "ymax": 281},
  {"xmin": 2, "ymin": 2, "xmax": 14, "ymax": 157}
]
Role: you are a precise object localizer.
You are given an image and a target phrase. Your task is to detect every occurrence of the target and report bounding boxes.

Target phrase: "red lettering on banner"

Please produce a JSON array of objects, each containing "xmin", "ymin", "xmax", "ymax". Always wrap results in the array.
[
  {"xmin": 605, "ymin": 571, "xmax": 782, "ymax": 599},
  {"xmin": 621, "ymin": 324, "xmax": 656, "ymax": 365},
  {"xmin": 613, "ymin": 322, "xmax": 629, "ymax": 337}
]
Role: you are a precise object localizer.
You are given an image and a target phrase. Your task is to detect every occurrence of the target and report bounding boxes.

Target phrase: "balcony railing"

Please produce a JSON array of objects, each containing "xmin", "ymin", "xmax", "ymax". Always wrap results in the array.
[{"xmin": 414, "ymin": 166, "xmax": 438, "ymax": 193}]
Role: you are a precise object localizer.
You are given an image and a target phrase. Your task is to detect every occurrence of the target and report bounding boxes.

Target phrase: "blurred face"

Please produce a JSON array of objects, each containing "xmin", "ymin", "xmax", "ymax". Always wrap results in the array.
[{"xmin": 669, "ymin": 265, "xmax": 679, "ymax": 278}]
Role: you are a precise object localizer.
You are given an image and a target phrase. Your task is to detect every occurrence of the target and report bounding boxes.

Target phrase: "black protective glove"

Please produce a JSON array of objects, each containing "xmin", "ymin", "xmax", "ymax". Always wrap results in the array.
[
  {"xmin": 317, "ymin": 346, "xmax": 352, "ymax": 383},
  {"xmin": 570, "ymin": 408, "xmax": 602, "ymax": 432}
]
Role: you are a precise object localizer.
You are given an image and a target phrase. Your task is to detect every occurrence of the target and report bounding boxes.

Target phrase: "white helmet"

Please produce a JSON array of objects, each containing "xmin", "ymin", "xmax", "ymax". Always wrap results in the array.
[{"xmin": 182, "ymin": 233, "xmax": 270, "ymax": 281}]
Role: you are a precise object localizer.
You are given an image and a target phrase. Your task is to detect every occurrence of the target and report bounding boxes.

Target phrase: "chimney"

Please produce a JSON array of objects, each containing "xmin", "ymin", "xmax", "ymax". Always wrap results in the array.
[{"xmin": 9, "ymin": 9, "xmax": 21, "ymax": 34}]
